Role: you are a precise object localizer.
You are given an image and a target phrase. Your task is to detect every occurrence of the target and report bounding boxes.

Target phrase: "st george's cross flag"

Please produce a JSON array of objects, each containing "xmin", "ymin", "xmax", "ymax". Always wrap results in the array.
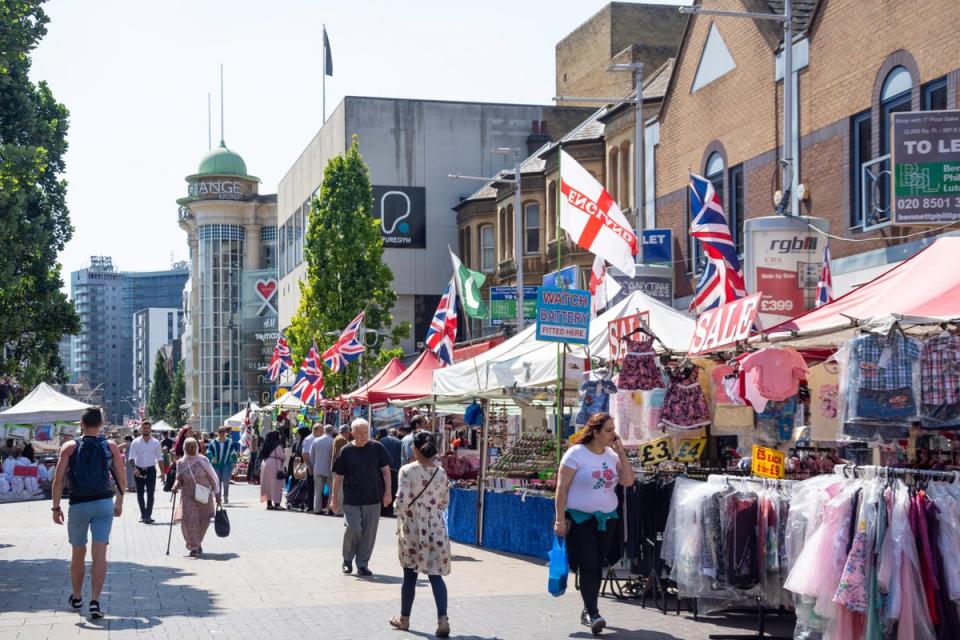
[
  {"xmin": 815, "ymin": 240, "xmax": 833, "ymax": 308},
  {"xmin": 322, "ymin": 311, "xmax": 366, "ymax": 373},
  {"xmin": 425, "ymin": 277, "xmax": 458, "ymax": 366},
  {"xmin": 291, "ymin": 341, "xmax": 324, "ymax": 404},
  {"xmin": 688, "ymin": 173, "xmax": 746, "ymax": 314},
  {"xmin": 588, "ymin": 254, "xmax": 622, "ymax": 317},
  {"xmin": 267, "ymin": 335, "xmax": 294, "ymax": 381},
  {"xmin": 559, "ymin": 149, "xmax": 638, "ymax": 277}
]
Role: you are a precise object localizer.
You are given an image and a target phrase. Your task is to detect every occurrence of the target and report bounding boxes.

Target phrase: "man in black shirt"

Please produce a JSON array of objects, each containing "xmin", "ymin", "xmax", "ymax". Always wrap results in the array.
[{"xmin": 330, "ymin": 418, "xmax": 392, "ymax": 577}]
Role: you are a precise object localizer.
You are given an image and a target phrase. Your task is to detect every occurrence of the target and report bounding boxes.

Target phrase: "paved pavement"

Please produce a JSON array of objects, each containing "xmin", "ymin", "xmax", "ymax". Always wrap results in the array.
[{"xmin": 0, "ymin": 483, "xmax": 795, "ymax": 639}]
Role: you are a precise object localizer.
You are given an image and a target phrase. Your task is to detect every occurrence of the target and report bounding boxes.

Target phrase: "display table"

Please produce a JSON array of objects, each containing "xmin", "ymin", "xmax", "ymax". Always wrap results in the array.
[{"xmin": 448, "ymin": 487, "xmax": 554, "ymax": 560}]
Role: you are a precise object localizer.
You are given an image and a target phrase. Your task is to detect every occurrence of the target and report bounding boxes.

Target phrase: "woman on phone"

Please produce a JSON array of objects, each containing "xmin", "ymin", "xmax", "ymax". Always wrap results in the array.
[{"xmin": 553, "ymin": 412, "xmax": 635, "ymax": 635}]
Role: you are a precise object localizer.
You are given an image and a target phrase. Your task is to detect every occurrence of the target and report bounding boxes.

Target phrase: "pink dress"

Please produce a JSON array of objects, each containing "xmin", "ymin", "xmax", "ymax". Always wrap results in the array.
[{"xmin": 259, "ymin": 447, "xmax": 286, "ymax": 504}]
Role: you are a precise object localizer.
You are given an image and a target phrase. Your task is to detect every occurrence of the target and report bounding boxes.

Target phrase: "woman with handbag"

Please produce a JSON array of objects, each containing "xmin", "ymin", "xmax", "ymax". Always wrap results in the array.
[
  {"xmin": 259, "ymin": 431, "xmax": 286, "ymax": 510},
  {"xmin": 171, "ymin": 438, "xmax": 220, "ymax": 558},
  {"xmin": 389, "ymin": 431, "xmax": 451, "ymax": 638}
]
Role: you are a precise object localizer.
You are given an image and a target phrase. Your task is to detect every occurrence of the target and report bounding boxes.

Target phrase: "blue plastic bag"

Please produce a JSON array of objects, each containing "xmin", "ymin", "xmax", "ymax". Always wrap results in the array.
[{"xmin": 547, "ymin": 536, "xmax": 568, "ymax": 597}]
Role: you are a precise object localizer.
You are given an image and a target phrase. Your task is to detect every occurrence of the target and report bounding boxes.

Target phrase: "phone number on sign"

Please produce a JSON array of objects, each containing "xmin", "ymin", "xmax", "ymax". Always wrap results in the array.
[{"xmin": 897, "ymin": 197, "xmax": 960, "ymax": 210}]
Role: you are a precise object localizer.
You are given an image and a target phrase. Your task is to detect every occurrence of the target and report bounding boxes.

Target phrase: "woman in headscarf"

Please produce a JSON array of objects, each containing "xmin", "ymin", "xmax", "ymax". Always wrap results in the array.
[
  {"xmin": 174, "ymin": 425, "xmax": 205, "ymax": 459},
  {"xmin": 171, "ymin": 437, "xmax": 219, "ymax": 557},
  {"xmin": 259, "ymin": 431, "xmax": 286, "ymax": 510}
]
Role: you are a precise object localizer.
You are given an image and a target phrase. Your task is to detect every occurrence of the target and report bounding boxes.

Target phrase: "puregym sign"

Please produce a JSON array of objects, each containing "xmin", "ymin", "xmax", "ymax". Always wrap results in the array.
[
  {"xmin": 371, "ymin": 185, "xmax": 426, "ymax": 249},
  {"xmin": 187, "ymin": 179, "xmax": 255, "ymax": 201}
]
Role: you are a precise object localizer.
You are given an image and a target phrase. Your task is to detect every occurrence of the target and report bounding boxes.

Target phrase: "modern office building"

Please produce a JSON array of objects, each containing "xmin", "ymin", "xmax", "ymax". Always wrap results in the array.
[
  {"xmin": 177, "ymin": 141, "xmax": 278, "ymax": 432},
  {"xmin": 132, "ymin": 307, "xmax": 184, "ymax": 410}
]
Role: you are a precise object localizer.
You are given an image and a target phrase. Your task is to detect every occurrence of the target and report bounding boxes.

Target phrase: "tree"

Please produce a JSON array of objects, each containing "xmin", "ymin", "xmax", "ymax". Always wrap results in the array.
[
  {"xmin": 165, "ymin": 362, "xmax": 186, "ymax": 427},
  {"xmin": 0, "ymin": 1, "xmax": 79, "ymax": 386},
  {"xmin": 146, "ymin": 351, "xmax": 171, "ymax": 421},
  {"xmin": 287, "ymin": 136, "xmax": 409, "ymax": 396}
]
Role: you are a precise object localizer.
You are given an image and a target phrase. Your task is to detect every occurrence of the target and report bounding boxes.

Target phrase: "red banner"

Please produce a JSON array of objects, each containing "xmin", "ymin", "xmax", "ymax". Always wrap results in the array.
[
  {"xmin": 607, "ymin": 312, "xmax": 650, "ymax": 362},
  {"xmin": 688, "ymin": 293, "xmax": 762, "ymax": 355}
]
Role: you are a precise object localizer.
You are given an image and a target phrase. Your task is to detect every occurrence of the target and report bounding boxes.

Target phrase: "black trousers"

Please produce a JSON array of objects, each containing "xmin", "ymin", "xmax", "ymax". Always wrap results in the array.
[
  {"xmin": 134, "ymin": 467, "xmax": 157, "ymax": 519},
  {"xmin": 566, "ymin": 515, "xmax": 617, "ymax": 616},
  {"xmin": 163, "ymin": 464, "xmax": 176, "ymax": 492},
  {"xmin": 247, "ymin": 452, "xmax": 258, "ymax": 482}
]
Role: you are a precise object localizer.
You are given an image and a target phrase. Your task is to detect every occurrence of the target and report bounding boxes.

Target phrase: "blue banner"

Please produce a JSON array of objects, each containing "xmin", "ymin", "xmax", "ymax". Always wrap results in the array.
[
  {"xmin": 535, "ymin": 287, "xmax": 591, "ymax": 345},
  {"xmin": 642, "ymin": 229, "xmax": 673, "ymax": 266},
  {"xmin": 542, "ymin": 265, "xmax": 579, "ymax": 289}
]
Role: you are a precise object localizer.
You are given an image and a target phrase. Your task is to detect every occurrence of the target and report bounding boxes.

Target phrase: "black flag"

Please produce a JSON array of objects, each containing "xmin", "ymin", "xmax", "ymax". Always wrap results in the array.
[{"xmin": 323, "ymin": 26, "xmax": 333, "ymax": 76}]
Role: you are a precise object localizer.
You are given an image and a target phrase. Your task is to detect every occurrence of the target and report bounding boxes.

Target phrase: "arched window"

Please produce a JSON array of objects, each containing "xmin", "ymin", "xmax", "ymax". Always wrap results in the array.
[
  {"xmin": 524, "ymin": 202, "xmax": 540, "ymax": 255},
  {"xmin": 480, "ymin": 224, "xmax": 495, "ymax": 273},
  {"xmin": 546, "ymin": 180, "xmax": 556, "ymax": 242},
  {"xmin": 880, "ymin": 66, "xmax": 912, "ymax": 157}
]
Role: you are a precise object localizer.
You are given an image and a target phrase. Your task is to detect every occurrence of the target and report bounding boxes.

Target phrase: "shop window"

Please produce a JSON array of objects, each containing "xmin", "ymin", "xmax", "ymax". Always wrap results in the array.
[
  {"xmin": 923, "ymin": 77, "xmax": 947, "ymax": 111},
  {"xmin": 524, "ymin": 202, "xmax": 540, "ymax": 255},
  {"xmin": 480, "ymin": 224, "xmax": 494, "ymax": 273},
  {"xmin": 850, "ymin": 110, "xmax": 872, "ymax": 228}
]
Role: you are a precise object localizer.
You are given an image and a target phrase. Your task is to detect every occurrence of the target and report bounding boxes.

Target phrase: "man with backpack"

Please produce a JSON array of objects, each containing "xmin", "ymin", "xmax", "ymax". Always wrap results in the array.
[{"xmin": 51, "ymin": 407, "xmax": 126, "ymax": 620}]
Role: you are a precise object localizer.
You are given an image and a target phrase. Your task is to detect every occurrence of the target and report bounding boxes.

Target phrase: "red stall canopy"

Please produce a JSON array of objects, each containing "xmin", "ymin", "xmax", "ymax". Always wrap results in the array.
[
  {"xmin": 763, "ymin": 237, "xmax": 960, "ymax": 346},
  {"xmin": 367, "ymin": 350, "xmax": 442, "ymax": 404},
  {"xmin": 341, "ymin": 357, "xmax": 407, "ymax": 403},
  {"xmin": 452, "ymin": 335, "xmax": 506, "ymax": 362}
]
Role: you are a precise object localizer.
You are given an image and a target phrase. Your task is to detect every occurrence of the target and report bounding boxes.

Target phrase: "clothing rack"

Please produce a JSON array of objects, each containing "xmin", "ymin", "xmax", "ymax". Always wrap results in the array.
[{"xmin": 832, "ymin": 463, "xmax": 958, "ymax": 482}]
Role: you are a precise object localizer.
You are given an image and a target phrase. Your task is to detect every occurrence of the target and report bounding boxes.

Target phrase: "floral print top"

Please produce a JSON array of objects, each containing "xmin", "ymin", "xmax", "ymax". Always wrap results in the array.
[{"xmin": 395, "ymin": 461, "xmax": 451, "ymax": 576}]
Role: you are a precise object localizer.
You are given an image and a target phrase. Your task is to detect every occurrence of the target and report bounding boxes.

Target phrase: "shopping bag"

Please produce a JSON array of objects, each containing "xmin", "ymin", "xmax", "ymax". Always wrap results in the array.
[
  {"xmin": 547, "ymin": 536, "xmax": 568, "ymax": 597},
  {"xmin": 214, "ymin": 504, "xmax": 230, "ymax": 538}
]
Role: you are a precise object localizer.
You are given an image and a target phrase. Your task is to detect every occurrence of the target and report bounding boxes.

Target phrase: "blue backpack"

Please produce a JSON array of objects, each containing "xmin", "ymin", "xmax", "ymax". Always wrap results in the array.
[{"xmin": 68, "ymin": 436, "xmax": 113, "ymax": 498}]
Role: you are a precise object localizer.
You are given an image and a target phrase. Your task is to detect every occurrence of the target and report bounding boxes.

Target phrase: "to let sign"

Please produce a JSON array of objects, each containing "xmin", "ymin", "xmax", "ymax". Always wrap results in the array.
[
  {"xmin": 535, "ymin": 287, "xmax": 592, "ymax": 345},
  {"xmin": 688, "ymin": 293, "xmax": 762, "ymax": 355},
  {"xmin": 751, "ymin": 445, "xmax": 785, "ymax": 479},
  {"xmin": 892, "ymin": 110, "xmax": 960, "ymax": 225},
  {"xmin": 607, "ymin": 312, "xmax": 651, "ymax": 362}
]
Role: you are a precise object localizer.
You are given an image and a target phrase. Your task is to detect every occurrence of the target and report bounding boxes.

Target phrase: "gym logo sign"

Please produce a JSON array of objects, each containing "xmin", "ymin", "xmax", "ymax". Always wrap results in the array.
[{"xmin": 372, "ymin": 185, "xmax": 426, "ymax": 249}]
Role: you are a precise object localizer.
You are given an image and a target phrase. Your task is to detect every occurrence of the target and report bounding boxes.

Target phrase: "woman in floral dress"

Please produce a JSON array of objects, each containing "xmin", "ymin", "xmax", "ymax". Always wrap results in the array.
[
  {"xmin": 389, "ymin": 431, "xmax": 451, "ymax": 638},
  {"xmin": 171, "ymin": 438, "xmax": 220, "ymax": 557}
]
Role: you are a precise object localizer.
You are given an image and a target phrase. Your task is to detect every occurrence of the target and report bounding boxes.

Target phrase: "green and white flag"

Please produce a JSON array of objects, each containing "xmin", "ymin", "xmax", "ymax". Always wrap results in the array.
[{"xmin": 449, "ymin": 247, "xmax": 488, "ymax": 319}]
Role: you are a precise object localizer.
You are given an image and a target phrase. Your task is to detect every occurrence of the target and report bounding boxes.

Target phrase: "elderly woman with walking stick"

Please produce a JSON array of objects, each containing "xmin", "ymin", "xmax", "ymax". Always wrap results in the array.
[{"xmin": 170, "ymin": 438, "xmax": 220, "ymax": 557}]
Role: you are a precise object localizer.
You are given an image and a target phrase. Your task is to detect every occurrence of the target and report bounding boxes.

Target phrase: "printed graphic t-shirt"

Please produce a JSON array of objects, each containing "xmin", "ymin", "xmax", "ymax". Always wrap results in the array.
[
  {"xmin": 808, "ymin": 362, "xmax": 841, "ymax": 441},
  {"xmin": 560, "ymin": 444, "xmax": 620, "ymax": 513}
]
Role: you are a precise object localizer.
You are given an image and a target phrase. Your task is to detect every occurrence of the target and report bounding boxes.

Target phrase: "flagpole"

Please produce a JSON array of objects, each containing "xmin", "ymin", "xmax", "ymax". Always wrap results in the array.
[
  {"xmin": 322, "ymin": 24, "xmax": 327, "ymax": 124},
  {"xmin": 555, "ymin": 145, "xmax": 563, "ymax": 464}
]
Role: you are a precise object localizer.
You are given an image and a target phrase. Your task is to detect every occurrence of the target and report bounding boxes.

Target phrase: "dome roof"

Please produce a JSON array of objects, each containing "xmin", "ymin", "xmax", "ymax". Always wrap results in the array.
[{"xmin": 196, "ymin": 141, "xmax": 248, "ymax": 177}]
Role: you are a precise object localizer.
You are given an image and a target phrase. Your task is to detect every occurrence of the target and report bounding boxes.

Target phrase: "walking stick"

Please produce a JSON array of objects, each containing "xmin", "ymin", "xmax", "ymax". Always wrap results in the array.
[{"xmin": 166, "ymin": 490, "xmax": 177, "ymax": 556}]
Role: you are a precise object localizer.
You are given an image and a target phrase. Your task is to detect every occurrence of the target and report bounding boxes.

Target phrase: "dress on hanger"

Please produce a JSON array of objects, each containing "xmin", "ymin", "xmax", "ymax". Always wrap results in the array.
[
  {"xmin": 660, "ymin": 367, "xmax": 710, "ymax": 430},
  {"xmin": 574, "ymin": 376, "xmax": 618, "ymax": 426},
  {"xmin": 617, "ymin": 336, "xmax": 664, "ymax": 390}
]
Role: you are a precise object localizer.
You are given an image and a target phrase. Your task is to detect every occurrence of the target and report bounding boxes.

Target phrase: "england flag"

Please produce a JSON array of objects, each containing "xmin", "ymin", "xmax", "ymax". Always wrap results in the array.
[
  {"xmin": 588, "ymin": 254, "xmax": 622, "ymax": 317},
  {"xmin": 425, "ymin": 278, "xmax": 458, "ymax": 366}
]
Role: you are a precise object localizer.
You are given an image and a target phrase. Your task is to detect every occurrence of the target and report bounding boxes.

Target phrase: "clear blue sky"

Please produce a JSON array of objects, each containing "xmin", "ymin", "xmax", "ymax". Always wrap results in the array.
[{"xmin": 30, "ymin": 0, "xmax": 688, "ymax": 277}]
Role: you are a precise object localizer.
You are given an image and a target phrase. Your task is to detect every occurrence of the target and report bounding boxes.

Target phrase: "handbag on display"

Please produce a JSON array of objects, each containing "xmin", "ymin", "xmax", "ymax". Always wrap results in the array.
[{"xmin": 214, "ymin": 504, "xmax": 230, "ymax": 537}]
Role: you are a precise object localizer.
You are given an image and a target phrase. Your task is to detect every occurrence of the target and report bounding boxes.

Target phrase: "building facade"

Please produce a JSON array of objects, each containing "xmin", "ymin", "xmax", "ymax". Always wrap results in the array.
[
  {"xmin": 132, "ymin": 307, "xmax": 183, "ymax": 410},
  {"xmin": 177, "ymin": 142, "xmax": 278, "ymax": 432}
]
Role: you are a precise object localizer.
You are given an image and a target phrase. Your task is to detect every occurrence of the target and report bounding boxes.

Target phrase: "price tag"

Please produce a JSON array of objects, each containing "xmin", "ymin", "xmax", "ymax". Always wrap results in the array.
[
  {"xmin": 638, "ymin": 436, "xmax": 673, "ymax": 466},
  {"xmin": 675, "ymin": 437, "xmax": 707, "ymax": 463},
  {"xmin": 751, "ymin": 444, "xmax": 785, "ymax": 479}
]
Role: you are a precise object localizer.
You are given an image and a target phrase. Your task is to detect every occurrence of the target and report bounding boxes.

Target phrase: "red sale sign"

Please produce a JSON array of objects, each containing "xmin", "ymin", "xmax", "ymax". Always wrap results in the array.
[
  {"xmin": 607, "ymin": 312, "xmax": 650, "ymax": 362},
  {"xmin": 688, "ymin": 293, "xmax": 762, "ymax": 355}
]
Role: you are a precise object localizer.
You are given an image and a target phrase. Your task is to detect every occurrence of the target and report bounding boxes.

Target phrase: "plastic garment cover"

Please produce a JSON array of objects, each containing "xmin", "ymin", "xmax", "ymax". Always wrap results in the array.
[{"xmin": 926, "ymin": 483, "xmax": 960, "ymax": 602}]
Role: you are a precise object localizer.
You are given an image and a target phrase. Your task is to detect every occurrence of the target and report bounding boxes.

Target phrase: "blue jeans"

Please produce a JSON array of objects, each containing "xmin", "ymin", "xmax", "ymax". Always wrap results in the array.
[{"xmin": 214, "ymin": 465, "xmax": 233, "ymax": 500}]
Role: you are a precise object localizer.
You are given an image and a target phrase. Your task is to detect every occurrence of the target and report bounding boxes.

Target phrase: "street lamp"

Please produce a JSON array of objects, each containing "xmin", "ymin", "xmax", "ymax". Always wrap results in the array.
[
  {"xmin": 448, "ymin": 147, "xmax": 526, "ymax": 331},
  {"xmin": 679, "ymin": 0, "xmax": 795, "ymax": 214}
]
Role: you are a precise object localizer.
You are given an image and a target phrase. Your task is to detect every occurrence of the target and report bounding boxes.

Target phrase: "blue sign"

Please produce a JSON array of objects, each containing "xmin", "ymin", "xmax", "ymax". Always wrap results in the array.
[
  {"xmin": 535, "ymin": 287, "xmax": 591, "ymax": 345},
  {"xmin": 542, "ymin": 265, "xmax": 579, "ymax": 289},
  {"xmin": 642, "ymin": 229, "xmax": 673, "ymax": 266}
]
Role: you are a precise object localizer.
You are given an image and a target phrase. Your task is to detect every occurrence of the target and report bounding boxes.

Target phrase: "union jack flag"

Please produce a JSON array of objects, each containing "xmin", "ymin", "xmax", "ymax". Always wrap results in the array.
[
  {"xmin": 291, "ymin": 341, "xmax": 324, "ymax": 404},
  {"xmin": 688, "ymin": 173, "xmax": 746, "ymax": 314},
  {"xmin": 322, "ymin": 311, "xmax": 366, "ymax": 373},
  {"xmin": 267, "ymin": 335, "xmax": 294, "ymax": 381},
  {"xmin": 815, "ymin": 240, "xmax": 833, "ymax": 308},
  {"xmin": 425, "ymin": 278, "xmax": 457, "ymax": 366}
]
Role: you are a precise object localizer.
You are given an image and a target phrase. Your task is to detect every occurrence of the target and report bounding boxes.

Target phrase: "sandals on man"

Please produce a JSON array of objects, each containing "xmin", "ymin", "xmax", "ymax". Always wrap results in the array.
[
  {"xmin": 89, "ymin": 600, "xmax": 104, "ymax": 619},
  {"xmin": 68, "ymin": 595, "xmax": 82, "ymax": 610}
]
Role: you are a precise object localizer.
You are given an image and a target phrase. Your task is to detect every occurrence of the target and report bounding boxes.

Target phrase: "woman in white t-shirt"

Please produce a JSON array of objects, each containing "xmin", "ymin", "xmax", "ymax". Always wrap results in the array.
[{"xmin": 553, "ymin": 412, "xmax": 635, "ymax": 635}]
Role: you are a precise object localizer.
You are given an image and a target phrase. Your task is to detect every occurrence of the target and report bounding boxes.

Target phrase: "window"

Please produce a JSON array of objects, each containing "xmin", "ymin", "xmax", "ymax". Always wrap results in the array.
[
  {"xmin": 619, "ymin": 143, "xmax": 631, "ymax": 212},
  {"xmin": 850, "ymin": 110, "xmax": 872, "ymax": 227},
  {"xmin": 875, "ymin": 67, "xmax": 912, "ymax": 224},
  {"xmin": 460, "ymin": 227, "xmax": 471, "ymax": 268},
  {"xmin": 923, "ymin": 77, "xmax": 948, "ymax": 111},
  {"xmin": 480, "ymin": 224, "xmax": 495, "ymax": 273},
  {"xmin": 546, "ymin": 180, "xmax": 556, "ymax": 242},
  {"xmin": 498, "ymin": 208, "xmax": 508, "ymax": 261},
  {"xmin": 728, "ymin": 164, "xmax": 744, "ymax": 255},
  {"xmin": 524, "ymin": 203, "xmax": 540, "ymax": 255},
  {"xmin": 607, "ymin": 149, "xmax": 619, "ymax": 200}
]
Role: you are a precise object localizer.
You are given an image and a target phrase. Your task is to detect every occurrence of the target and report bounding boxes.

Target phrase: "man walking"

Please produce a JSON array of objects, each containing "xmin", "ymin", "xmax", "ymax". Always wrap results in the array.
[
  {"xmin": 302, "ymin": 424, "xmax": 321, "ymax": 509},
  {"xmin": 380, "ymin": 427, "xmax": 402, "ymax": 515},
  {"xmin": 51, "ymin": 407, "xmax": 126, "ymax": 619},
  {"xmin": 400, "ymin": 416, "xmax": 426, "ymax": 466},
  {"xmin": 330, "ymin": 419, "xmax": 392, "ymax": 576},
  {"xmin": 247, "ymin": 427, "xmax": 260, "ymax": 484},
  {"xmin": 159, "ymin": 430, "xmax": 175, "ymax": 492},
  {"xmin": 310, "ymin": 425, "xmax": 335, "ymax": 514},
  {"xmin": 127, "ymin": 421, "xmax": 163, "ymax": 524},
  {"xmin": 207, "ymin": 427, "xmax": 238, "ymax": 504}
]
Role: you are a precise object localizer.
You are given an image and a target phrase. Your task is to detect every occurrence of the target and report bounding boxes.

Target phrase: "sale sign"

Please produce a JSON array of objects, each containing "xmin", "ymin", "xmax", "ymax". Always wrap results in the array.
[
  {"xmin": 607, "ymin": 312, "xmax": 651, "ymax": 362},
  {"xmin": 751, "ymin": 445, "xmax": 785, "ymax": 479},
  {"xmin": 688, "ymin": 293, "xmax": 762, "ymax": 355}
]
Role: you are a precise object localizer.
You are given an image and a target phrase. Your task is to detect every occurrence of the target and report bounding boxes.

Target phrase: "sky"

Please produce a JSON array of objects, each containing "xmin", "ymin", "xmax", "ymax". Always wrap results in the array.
[{"xmin": 30, "ymin": 0, "xmax": 689, "ymax": 279}]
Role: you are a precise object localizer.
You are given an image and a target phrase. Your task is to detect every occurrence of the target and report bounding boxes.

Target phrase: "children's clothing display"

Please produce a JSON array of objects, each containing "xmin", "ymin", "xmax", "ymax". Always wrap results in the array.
[
  {"xmin": 741, "ymin": 347, "xmax": 809, "ymax": 402},
  {"xmin": 808, "ymin": 362, "xmax": 842, "ymax": 441},
  {"xmin": 659, "ymin": 367, "xmax": 710, "ymax": 430},
  {"xmin": 919, "ymin": 334, "xmax": 960, "ymax": 429},
  {"xmin": 755, "ymin": 396, "xmax": 799, "ymax": 444},
  {"xmin": 612, "ymin": 387, "xmax": 659, "ymax": 446},
  {"xmin": 575, "ymin": 375, "xmax": 618, "ymax": 426},
  {"xmin": 617, "ymin": 337, "xmax": 665, "ymax": 390}
]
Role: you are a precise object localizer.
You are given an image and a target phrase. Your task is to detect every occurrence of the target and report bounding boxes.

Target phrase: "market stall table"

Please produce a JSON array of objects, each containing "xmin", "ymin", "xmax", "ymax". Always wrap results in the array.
[{"xmin": 448, "ymin": 487, "xmax": 554, "ymax": 560}]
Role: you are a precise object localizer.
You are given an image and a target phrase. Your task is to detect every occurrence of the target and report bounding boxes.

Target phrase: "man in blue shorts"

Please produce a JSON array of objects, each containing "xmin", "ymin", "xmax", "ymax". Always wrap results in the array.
[{"xmin": 51, "ymin": 407, "xmax": 126, "ymax": 619}]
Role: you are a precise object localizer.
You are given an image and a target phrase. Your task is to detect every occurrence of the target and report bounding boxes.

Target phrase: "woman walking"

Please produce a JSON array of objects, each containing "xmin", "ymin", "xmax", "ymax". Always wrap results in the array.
[
  {"xmin": 553, "ymin": 412, "xmax": 634, "ymax": 635},
  {"xmin": 171, "ymin": 438, "xmax": 220, "ymax": 557},
  {"xmin": 259, "ymin": 431, "xmax": 286, "ymax": 510},
  {"xmin": 389, "ymin": 431, "xmax": 451, "ymax": 637}
]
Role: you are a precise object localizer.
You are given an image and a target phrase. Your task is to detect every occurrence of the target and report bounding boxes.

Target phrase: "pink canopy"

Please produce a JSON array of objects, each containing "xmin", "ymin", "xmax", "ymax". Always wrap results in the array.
[
  {"xmin": 366, "ymin": 350, "xmax": 443, "ymax": 404},
  {"xmin": 763, "ymin": 237, "xmax": 960, "ymax": 344},
  {"xmin": 341, "ymin": 357, "xmax": 407, "ymax": 403}
]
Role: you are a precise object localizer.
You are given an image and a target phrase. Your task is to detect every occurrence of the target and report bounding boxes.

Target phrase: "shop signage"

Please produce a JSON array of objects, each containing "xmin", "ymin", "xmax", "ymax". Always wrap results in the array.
[
  {"xmin": 743, "ymin": 216, "xmax": 829, "ymax": 328},
  {"xmin": 489, "ymin": 285, "xmax": 538, "ymax": 326},
  {"xmin": 609, "ymin": 265, "xmax": 673, "ymax": 304},
  {"xmin": 535, "ymin": 286, "xmax": 591, "ymax": 345},
  {"xmin": 606, "ymin": 312, "xmax": 651, "ymax": 362},
  {"xmin": 372, "ymin": 185, "xmax": 426, "ymax": 249},
  {"xmin": 751, "ymin": 444, "xmax": 785, "ymax": 479},
  {"xmin": 892, "ymin": 110, "xmax": 960, "ymax": 225},
  {"xmin": 242, "ymin": 269, "xmax": 280, "ymax": 405},
  {"xmin": 543, "ymin": 265, "xmax": 579, "ymax": 289},
  {"xmin": 187, "ymin": 178, "xmax": 255, "ymax": 201},
  {"xmin": 637, "ymin": 436, "xmax": 672, "ymax": 466},
  {"xmin": 675, "ymin": 437, "xmax": 707, "ymax": 463},
  {"xmin": 688, "ymin": 293, "xmax": 761, "ymax": 355},
  {"xmin": 642, "ymin": 229, "xmax": 673, "ymax": 266}
]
